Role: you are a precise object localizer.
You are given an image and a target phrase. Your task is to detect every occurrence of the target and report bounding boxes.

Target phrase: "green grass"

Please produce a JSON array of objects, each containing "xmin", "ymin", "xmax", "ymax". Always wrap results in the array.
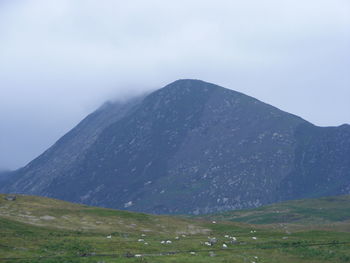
[
  {"xmin": 202, "ymin": 195, "xmax": 350, "ymax": 228},
  {"xmin": 1, "ymin": 194, "xmax": 350, "ymax": 262},
  {"xmin": 81, "ymin": 208, "xmax": 151, "ymax": 221}
]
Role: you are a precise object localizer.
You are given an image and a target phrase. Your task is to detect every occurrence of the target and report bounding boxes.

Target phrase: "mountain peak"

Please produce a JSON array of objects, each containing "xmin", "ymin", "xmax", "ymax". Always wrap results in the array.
[
  {"xmin": 159, "ymin": 79, "xmax": 225, "ymax": 94},
  {"xmin": 167, "ymin": 78, "xmax": 211, "ymax": 86}
]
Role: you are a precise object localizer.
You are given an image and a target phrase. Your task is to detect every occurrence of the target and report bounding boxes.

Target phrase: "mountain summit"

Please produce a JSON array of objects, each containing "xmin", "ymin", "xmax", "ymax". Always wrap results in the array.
[{"xmin": 2, "ymin": 80, "xmax": 350, "ymax": 214}]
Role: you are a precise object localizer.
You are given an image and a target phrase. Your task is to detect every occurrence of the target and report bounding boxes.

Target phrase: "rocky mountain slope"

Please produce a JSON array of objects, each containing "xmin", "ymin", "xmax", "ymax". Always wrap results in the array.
[{"xmin": 2, "ymin": 79, "xmax": 350, "ymax": 214}]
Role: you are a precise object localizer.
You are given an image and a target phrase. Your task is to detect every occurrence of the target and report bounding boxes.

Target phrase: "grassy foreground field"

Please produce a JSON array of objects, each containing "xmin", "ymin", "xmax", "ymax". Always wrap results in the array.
[{"xmin": 1, "ymin": 194, "xmax": 350, "ymax": 263}]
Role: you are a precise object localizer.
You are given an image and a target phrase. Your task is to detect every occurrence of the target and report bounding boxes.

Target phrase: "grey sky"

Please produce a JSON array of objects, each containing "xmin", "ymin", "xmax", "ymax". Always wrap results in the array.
[{"xmin": 0, "ymin": 0, "xmax": 349, "ymax": 170}]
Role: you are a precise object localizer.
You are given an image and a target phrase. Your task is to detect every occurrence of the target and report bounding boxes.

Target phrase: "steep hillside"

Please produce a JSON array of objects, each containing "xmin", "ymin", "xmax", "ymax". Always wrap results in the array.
[
  {"xmin": 3, "ymin": 96, "xmax": 144, "ymax": 194},
  {"xmin": 1, "ymin": 194, "xmax": 350, "ymax": 263},
  {"xmin": 2, "ymin": 79, "xmax": 350, "ymax": 214},
  {"xmin": 279, "ymin": 124, "xmax": 350, "ymax": 200}
]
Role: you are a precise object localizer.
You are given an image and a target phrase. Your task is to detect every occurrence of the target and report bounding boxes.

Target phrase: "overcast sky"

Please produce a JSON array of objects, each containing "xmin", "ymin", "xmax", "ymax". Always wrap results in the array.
[{"xmin": 0, "ymin": 0, "xmax": 349, "ymax": 170}]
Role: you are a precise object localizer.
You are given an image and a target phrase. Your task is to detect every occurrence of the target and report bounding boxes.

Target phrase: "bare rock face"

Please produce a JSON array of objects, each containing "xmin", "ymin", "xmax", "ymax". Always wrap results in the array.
[{"xmin": 2, "ymin": 79, "xmax": 350, "ymax": 214}]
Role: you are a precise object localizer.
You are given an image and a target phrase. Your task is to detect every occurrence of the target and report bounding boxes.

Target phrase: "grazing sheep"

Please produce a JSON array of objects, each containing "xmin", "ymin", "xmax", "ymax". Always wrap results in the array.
[
  {"xmin": 166, "ymin": 240, "xmax": 172, "ymax": 244},
  {"xmin": 138, "ymin": 239, "xmax": 144, "ymax": 242},
  {"xmin": 222, "ymin": 244, "xmax": 228, "ymax": 248},
  {"xmin": 252, "ymin": 237, "xmax": 257, "ymax": 240},
  {"xmin": 106, "ymin": 235, "xmax": 112, "ymax": 239}
]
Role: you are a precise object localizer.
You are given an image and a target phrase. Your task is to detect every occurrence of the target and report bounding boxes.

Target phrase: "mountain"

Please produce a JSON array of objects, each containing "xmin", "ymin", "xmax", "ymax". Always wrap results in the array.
[{"xmin": 2, "ymin": 79, "xmax": 350, "ymax": 214}]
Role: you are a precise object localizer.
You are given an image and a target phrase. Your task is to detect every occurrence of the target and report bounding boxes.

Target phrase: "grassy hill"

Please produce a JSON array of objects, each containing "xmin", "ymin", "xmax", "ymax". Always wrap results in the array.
[
  {"xmin": 1, "ymin": 194, "xmax": 350, "ymax": 263},
  {"xmin": 203, "ymin": 195, "xmax": 350, "ymax": 228}
]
